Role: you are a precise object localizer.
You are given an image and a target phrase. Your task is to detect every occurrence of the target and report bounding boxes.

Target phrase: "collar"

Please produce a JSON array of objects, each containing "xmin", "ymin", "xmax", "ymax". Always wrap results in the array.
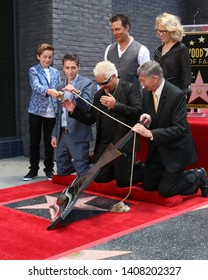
[
  {"xmin": 66, "ymin": 74, "xmax": 79, "ymax": 86},
  {"xmin": 154, "ymin": 79, "xmax": 165, "ymax": 100},
  {"xmin": 117, "ymin": 36, "xmax": 133, "ymax": 55}
]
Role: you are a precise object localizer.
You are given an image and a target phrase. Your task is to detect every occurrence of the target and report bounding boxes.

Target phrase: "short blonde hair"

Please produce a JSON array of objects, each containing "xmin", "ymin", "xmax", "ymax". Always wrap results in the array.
[
  {"xmin": 155, "ymin": 12, "xmax": 184, "ymax": 42},
  {"xmin": 93, "ymin": 60, "xmax": 118, "ymax": 78}
]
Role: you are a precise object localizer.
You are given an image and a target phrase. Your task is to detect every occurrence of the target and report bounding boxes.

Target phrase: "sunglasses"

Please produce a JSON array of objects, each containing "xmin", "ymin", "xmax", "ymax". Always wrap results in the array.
[
  {"xmin": 156, "ymin": 29, "xmax": 168, "ymax": 35},
  {"xmin": 97, "ymin": 75, "xmax": 112, "ymax": 86}
]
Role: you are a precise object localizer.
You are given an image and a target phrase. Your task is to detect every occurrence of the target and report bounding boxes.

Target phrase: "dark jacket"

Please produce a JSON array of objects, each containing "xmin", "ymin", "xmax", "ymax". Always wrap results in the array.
[
  {"xmin": 154, "ymin": 42, "xmax": 191, "ymax": 95},
  {"xmin": 71, "ymin": 78, "xmax": 142, "ymax": 158},
  {"xmin": 143, "ymin": 80, "xmax": 198, "ymax": 172}
]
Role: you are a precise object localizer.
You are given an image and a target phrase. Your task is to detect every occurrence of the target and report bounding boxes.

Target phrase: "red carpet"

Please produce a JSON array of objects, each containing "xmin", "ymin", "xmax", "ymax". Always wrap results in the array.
[
  {"xmin": 52, "ymin": 174, "xmax": 184, "ymax": 207},
  {"xmin": 0, "ymin": 180, "xmax": 207, "ymax": 260}
]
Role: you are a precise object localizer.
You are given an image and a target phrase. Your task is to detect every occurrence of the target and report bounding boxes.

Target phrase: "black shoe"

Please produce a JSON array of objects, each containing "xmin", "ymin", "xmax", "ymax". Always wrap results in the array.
[
  {"xmin": 195, "ymin": 168, "xmax": 208, "ymax": 197},
  {"xmin": 134, "ymin": 160, "xmax": 145, "ymax": 168},
  {"xmin": 45, "ymin": 170, "xmax": 54, "ymax": 180},
  {"xmin": 23, "ymin": 170, "xmax": 38, "ymax": 181}
]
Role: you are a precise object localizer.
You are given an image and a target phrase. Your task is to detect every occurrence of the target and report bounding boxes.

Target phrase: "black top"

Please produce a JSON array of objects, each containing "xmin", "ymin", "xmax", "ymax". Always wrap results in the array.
[
  {"xmin": 154, "ymin": 42, "xmax": 191, "ymax": 95},
  {"xmin": 71, "ymin": 78, "xmax": 142, "ymax": 160}
]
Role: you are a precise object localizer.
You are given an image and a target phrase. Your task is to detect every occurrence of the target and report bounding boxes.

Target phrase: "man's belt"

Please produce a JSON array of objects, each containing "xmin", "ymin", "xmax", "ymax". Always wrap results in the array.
[{"xmin": 61, "ymin": 127, "xmax": 69, "ymax": 133}]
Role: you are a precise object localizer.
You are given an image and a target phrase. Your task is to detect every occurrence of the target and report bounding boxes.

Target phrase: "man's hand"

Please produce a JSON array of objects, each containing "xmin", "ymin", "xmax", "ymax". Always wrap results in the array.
[
  {"xmin": 132, "ymin": 123, "xmax": 153, "ymax": 139},
  {"xmin": 62, "ymin": 84, "xmax": 80, "ymax": 95},
  {"xmin": 100, "ymin": 92, "xmax": 116, "ymax": 109},
  {"xmin": 140, "ymin": 113, "xmax": 151, "ymax": 125},
  {"xmin": 62, "ymin": 99, "xmax": 76, "ymax": 113},
  {"xmin": 51, "ymin": 137, "xmax": 57, "ymax": 148}
]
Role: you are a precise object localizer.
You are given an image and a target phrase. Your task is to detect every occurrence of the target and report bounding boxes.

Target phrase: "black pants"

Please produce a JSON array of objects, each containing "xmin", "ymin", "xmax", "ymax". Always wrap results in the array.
[
  {"xmin": 142, "ymin": 148, "xmax": 200, "ymax": 197},
  {"xmin": 94, "ymin": 147, "xmax": 143, "ymax": 187},
  {"xmin": 29, "ymin": 113, "xmax": 55, "ymax": 172}
]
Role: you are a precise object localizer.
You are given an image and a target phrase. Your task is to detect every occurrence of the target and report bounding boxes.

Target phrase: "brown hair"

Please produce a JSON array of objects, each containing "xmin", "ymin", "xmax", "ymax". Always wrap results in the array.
[
  {"xmin": 36, "ymin": 43, "xmax": 55, "ymax": 56},
  {"xmin": 110, "ymin": 13, "xmax": 131, "ymax": 29},
  {"xmin": 62, "ymin": 53, "xmax": 80, "ymax": 66}
]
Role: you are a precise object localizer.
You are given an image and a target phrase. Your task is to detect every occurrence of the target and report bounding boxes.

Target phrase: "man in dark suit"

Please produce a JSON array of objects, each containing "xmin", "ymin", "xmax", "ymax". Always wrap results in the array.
[
  {"xmin": 63, "ymin": 60, "xmax": 143, "ymax": 187},
  {"xmin": 132, "ymin": 60, "xmax": 208, "ymax": 197},
  {"xmin": 51, "ymin": 53, "xmax": 93, "ymax": 177}
]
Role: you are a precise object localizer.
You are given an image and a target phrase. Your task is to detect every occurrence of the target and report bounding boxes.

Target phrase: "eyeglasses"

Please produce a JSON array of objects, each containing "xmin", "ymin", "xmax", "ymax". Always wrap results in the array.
[
  {"xmin": 156, "ymin": 29, "xmax": 168, "ymax": 35},
  {"xmin": 97, "ymin": 75, "xmax": 112, "ymax": 86}
]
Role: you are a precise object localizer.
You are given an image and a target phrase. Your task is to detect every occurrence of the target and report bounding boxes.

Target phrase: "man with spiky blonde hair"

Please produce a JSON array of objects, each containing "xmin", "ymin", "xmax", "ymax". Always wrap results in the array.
[{"xmin": 63, "ymin": 60, "xmax": 144, "ymax": 187}]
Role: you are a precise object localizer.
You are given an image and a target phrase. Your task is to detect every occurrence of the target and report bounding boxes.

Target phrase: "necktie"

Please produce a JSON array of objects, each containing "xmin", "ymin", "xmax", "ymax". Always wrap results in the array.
[{"xmin": 153, "ymin": 91, "xmax": 158, "ymax": 112}]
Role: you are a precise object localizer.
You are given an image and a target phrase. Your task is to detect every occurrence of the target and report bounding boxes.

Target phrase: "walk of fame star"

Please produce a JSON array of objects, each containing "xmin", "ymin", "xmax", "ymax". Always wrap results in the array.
[
  {"xmin": 4, "ymin": 192, "xmax": 125, "ymax": 224},
  {"xmin": 189, "ymin": 71, "xmax": 208, "ymax": 105}
]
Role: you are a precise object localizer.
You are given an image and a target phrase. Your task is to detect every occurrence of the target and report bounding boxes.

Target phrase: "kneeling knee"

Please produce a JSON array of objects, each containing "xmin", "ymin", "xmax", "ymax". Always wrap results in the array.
[
  {"xmin": 116, "ymin": 179, "xmax": 129, "ymax": 188},
  {"xmin": 159, "ymin": 189, "xmax": 171, "ymax": 198}
]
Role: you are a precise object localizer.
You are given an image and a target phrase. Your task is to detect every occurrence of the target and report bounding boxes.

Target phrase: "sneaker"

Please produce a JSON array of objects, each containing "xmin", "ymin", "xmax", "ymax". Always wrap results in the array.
[
  {"xmin": 45, "ymin": 170, "xmax": 54, "ymax": 180},
  {"xmin": 23, "ymin": 170, "xmax": 38, "ymax": 181}
]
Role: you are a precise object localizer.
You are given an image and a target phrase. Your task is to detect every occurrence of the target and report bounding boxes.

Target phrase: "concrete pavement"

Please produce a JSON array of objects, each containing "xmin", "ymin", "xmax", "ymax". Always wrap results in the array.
[{"xmin": 0, "ymin": 156, "xmax": 56, "ymax": 189}]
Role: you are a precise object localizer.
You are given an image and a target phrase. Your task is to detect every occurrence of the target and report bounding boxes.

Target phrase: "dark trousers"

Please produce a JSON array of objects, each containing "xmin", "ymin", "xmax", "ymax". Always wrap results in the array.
[
  {"xmin": 94, "ymin": 149, "xmax": 143, "ymax": 187},
  {"xmin": 29, "ymin": 113, "xmax": 55, "ymax": 172},
  {"xmin": 142, "ymin": 148, "xmax": 200, "ymax": 197}
]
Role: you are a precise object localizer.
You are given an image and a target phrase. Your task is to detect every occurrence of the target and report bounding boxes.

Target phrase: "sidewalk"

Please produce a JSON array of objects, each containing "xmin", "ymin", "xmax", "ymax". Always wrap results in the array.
[{"xmin": 0, "ymin": 156, "xmax": 56, "ymax": 189}]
